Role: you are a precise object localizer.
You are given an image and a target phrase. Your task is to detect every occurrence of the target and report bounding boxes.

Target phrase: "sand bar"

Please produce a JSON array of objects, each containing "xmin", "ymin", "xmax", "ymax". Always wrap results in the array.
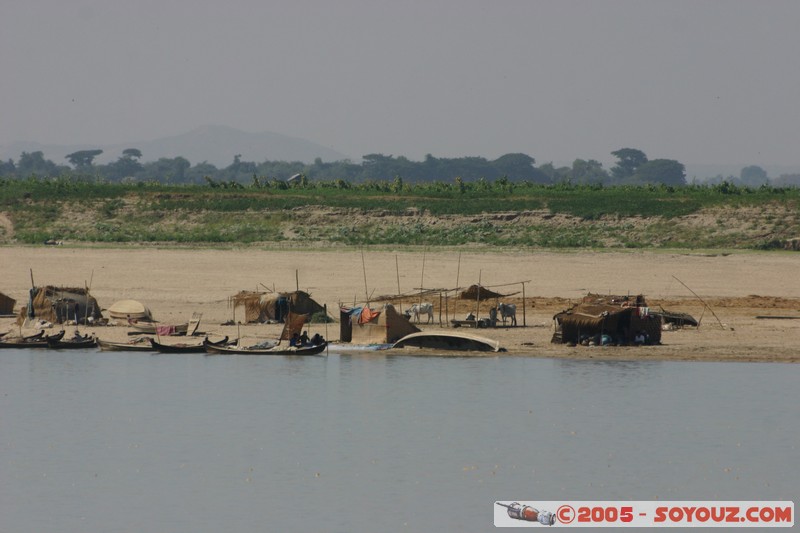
[{"xmin": 1, "ymin": 246, "xmax": 799, "ymax": 362}]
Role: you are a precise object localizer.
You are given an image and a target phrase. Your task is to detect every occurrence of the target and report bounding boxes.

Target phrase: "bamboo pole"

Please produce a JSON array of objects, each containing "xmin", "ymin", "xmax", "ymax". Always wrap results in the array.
[
  {"xmin": 361, "ymin": 248, "xmax": 369, "ymax": 305},
  {"xmin": 454, "ymin": 252, "xmax": 461, "ymax": 323},
  {"xmin": 84, "ymin": 269, "xmax": 94, "ymax": 326},
  {"xmin": 522, "ymin": 281, "xmax": 527, "ymax": 327},
  {"xmin": 475, "ymin": 270, "xmax": 482, "ymax": 322},
  {"xmin": 395, "ymin": 255, "xmax": 402, "ymax": 314},
  {"xmin": 672, "ymin": 275, "xmax": 727, "ymax": 329},
  {"xmin": 419, "ymin": 248, "xmax": 426, "ymax": 306}
]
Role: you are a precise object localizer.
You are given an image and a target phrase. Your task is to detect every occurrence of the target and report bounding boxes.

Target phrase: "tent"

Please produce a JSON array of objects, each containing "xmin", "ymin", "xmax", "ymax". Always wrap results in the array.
[
  {"xmin": 230, "ymin": 290, "xmax": 327, "ymax": 324},
  {"xmin": 339, "ymin": 304, "xmax": 420, "ymax": 344},
  {"xmin": 0, "ymin": 292, "xmax": 15, "ymax": 315},
  {"xmin": 552, "ymin": 294, "xmax": 661, "ymax": 345},
  {"xmin": 108, "ymin": 299, "xmax": 153, "ymax": 321},
  {"xmin": 17, "ymin": 286, "xmax": 102, "ymax": 325}
]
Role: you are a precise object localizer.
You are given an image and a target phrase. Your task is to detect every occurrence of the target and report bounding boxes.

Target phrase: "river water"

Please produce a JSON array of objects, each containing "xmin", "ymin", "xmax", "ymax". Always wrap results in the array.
[{"xmin": 0, "ymin": 349, "xmax": 796, "ymax": 532}]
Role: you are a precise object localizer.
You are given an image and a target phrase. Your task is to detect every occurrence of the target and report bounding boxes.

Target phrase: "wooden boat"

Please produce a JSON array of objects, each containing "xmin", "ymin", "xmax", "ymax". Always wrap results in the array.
[
  {"xmin": 204, "ymin": 340, "xmax": 327, "ymax": 356},
  {"xmin": 150, "ymin": 336, "xmax": 229, "ymax": 354},
  {"xmin": 204, "ymin": 309, "xmax": 326, "ymax": 355},
  {"xmin": 47, "ymin": 333, "xmax": 97, "ymax": 349},
  {"xmin": 0, "ymin": 330, "xmax": 64, "ymax": 348},
  {"xmin": 127, "ymin": 312, "xmax": 201, "ymax": 337},
  {"xmin": 97, "ymin": 337, "xmax": 155, "ymax": 352},
  {"xmin": 127, "ymin": 322, "xmax": 189, "ymax": 335}
]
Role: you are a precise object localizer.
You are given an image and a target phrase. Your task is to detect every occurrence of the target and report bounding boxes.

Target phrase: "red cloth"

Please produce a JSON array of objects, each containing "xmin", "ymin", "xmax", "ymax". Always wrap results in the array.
[
  {"xmin": 156, "ymin": 325, "xmax": 176, "ymax": 336},
  {"xmin": 358, "ymin": 307, "xmax": 381, "ymax": 324}
]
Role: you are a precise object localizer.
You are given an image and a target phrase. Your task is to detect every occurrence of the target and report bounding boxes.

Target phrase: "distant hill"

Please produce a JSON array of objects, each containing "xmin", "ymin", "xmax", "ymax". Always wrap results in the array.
[{"xmin": 0, "ymin": 125, "xmax": 352, "ymax": 167}]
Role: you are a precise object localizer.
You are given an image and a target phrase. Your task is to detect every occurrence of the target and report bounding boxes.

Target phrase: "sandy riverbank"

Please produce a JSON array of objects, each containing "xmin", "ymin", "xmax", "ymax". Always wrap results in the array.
[{"xmin": 1, "ymin": 246, "xmax": 799, "ymax": 362}]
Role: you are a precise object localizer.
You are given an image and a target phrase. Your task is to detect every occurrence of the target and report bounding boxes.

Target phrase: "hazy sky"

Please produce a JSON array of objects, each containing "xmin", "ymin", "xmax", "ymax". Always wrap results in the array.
[{"xmin": 2, "ymin": 0, "xmax": 799, "ymax": 166}]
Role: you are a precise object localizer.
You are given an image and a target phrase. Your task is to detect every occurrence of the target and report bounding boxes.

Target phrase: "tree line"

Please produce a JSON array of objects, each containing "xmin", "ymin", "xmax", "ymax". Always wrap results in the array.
[{"xmin": 1, "ymin": 146, "xmax": 798, "ymax": 187}]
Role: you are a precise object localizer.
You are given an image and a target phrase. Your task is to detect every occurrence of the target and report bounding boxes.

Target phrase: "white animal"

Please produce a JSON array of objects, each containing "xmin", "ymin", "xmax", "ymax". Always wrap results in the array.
[
  {"xmin": 409, "ymin": 302, "xmax": 434, "ymax": 324},
  {"xmin": 497, "ymin": 302, "xmax": 517, "ymax": 326}
]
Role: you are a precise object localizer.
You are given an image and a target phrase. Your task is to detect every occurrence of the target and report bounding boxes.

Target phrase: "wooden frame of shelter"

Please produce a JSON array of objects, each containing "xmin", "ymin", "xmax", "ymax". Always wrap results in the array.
[
  {"xmin": 358, "ymin": 251, "xmax": 530, "ymax": 329},
  {"xmin": 451, "ymin": 280, "xmax": 529, "ymax": 327},
  {"xmin": 368, "ymin": 280, "xmax": 530, "ymax": 329},
  {"xmin": 369, "ymin": 287, "xmax": 447, "ymax": 326}
]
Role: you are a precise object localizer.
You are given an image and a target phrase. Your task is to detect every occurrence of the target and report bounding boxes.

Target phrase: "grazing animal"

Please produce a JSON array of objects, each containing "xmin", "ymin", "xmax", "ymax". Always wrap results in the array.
[
  {"xmin": 497, "ymin": 302, "xmax": 517, "ymax": 326},
  {"xmin": 409, "ymin": 302, "xmax": 434, "ymax": 324}
]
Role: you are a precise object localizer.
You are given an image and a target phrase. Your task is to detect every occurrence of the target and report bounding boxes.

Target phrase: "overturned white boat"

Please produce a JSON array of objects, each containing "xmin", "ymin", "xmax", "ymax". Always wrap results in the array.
[
  {"xmin": 108, "ymin": 299, "xmax": 152, "ymax": 321},
  {"xmin": 392, "ymin": 331, "xmax": 504, "ymax": 352}
]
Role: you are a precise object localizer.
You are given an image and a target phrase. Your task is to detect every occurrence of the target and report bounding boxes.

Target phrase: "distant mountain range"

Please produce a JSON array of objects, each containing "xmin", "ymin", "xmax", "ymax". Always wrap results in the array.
[{"xmin": 0, "ymin": 125, "xmax": 352, "ymax": 167}]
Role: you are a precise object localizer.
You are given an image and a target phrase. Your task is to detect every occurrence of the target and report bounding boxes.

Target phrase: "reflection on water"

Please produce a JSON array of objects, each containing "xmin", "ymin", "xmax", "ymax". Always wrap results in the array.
[
  {"xmin": 555, "ymin": 357, "xmax": 662, "ymax": 386},
  {"xmin": 0, "ymin": 350, "xmax": 796, "ymax": 533}
]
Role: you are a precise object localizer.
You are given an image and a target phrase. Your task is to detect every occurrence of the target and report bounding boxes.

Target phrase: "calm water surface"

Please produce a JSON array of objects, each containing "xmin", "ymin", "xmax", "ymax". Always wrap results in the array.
[{"xmin": 0, "ymin": 349, "xmax": 796, "ymax": 532}]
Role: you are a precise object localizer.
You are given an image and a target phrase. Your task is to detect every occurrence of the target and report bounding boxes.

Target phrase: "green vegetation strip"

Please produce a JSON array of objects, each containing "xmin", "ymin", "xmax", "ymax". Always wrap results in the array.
[{"xmin": 1, "ymin": 177, "xmax": 798, "ymax": 249}]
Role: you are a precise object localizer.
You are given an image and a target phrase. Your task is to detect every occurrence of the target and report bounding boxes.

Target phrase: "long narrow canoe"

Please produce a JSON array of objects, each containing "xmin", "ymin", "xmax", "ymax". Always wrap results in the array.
[
  {"xmin": 0, "ymin": 330, "xmax": 65, "ymax": 349},
  {"xmin": 47, "ymin": 334, "xmax": 97, "ymax": 349},
  {"xmin": 127, "ymin": 322, "xmax": 189, "ymax": 335},
  {"xmin": 204, "ymin": 341, "xmax": 327, "ymax": 356},
  {"xmin": 150, "ymin": 336, "xmax": 229, "ymax": 354},
  {"xmin": 97, "ymin": 337, "xmax": 154, "ymax": 352}
]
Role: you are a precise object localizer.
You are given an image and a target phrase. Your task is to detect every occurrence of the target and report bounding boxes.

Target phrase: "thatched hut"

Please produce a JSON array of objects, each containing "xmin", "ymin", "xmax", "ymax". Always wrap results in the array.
[
  {"xmin": 339, "ymin": 304, "xmax": 420, "ymax": 344},
  {"xmin": 229, "ymin": 291, "xmax": 267, "ymax": 323},
  {"xmin": 0, "ymin": 292, "xmax": 16, "ymax": 315},
  {"xmin": 552, "ymin": 294, "xmax": 661, "ymax": 345},
  {"xmin": 230, "ymin": 290, "xmax": 326, "ymax": 324},
  {"xmin": 17, "ymin": 286, "xmax": 102, "ymax": 325}
]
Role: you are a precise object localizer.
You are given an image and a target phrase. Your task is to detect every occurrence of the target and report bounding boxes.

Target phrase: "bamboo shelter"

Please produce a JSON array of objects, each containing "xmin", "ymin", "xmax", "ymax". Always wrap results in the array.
[
  {"xmin": 230, "ymin": 291, "xmax": 271, "ymax": 323},
  {"xmin": 552, "ymin": 294, "xmax": 661, "ymax": 345},
  {"xmin": 17, "ymin": 286, "xmax": 102, "ymax": 325},
  {"xmin": 229, "ymin": 290, "xmax": 327, "ymax": 324}
]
